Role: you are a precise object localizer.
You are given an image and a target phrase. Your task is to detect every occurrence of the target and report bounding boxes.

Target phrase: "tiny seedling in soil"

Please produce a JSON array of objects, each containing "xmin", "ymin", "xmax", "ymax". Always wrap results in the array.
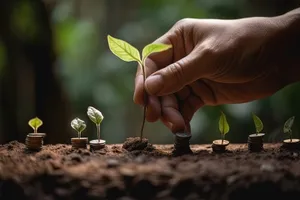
[
  {"xmin": 87, "ymin": 106, "xmax": 106, "ymax": 150},
  {"xmin": 248, "ymin": 113, "xmax": 265, "ymax": 152},
  {"xmin": 282, "ymin": 116, "xmax": 300, "ymax": 149},
  {"xmin": 26, "ymin": 117, "xmax": 45, "ymax": 151},
  {"xmin": 70, "ymin": 117, "xmax": 88, "ymax": 149},
  {"xmin": 212, "ymin": 111, "xmax": 230, "ymax": 153},
  {"xmin": 107, "ymin": 35, "xmax": 172, "ymax": 142}
]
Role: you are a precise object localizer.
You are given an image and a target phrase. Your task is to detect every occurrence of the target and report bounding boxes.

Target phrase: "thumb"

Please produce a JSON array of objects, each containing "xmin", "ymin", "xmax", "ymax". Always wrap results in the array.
[{"xmin": 145, "ymin": 50, "xmax": 204, "ymax": 96}]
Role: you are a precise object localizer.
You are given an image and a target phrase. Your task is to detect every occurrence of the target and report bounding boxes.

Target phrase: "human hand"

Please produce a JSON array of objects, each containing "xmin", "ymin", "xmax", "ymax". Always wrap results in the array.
[{"xmin": 134, "ymin": 14, "xmax": 299, "ymax": 134}]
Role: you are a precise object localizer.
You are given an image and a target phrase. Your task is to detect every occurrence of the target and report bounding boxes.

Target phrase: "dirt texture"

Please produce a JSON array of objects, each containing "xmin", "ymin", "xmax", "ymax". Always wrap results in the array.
[{"xmin": 1, "ymin": 141, "xmax": 300, "ymax": 200}]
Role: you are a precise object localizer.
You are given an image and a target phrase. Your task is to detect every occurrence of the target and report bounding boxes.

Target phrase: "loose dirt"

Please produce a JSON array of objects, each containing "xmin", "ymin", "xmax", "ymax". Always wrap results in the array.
[{"xmin": 0, "ymin": 141, "xmax": 300, "ymax": 200}]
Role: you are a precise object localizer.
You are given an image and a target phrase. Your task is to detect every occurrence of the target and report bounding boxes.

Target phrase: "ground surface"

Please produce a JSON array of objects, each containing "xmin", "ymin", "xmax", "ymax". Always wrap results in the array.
[{"xmin": 0, "ymin": 141, "xmax": 300, "ymax": 200}]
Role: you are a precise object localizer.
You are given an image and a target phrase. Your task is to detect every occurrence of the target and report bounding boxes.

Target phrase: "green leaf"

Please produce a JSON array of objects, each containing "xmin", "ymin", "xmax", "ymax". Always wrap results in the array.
[
  {"xmin": 219, "ymin": 111, "xmax": 230, "ymax": 135},
  {"xmin": 252, "ymin": 113, "xmax": 263, "ymax": 133},
  {"xmin": 87, "ymin": 106, "xmax": 104, "ymax": 125},
  {"xmin": 28, "ymin": 117, "xmax": 43, "ymax": 132},
  {"xmin": 142, "ymin": 43, "xmax": 172, "ymax": 61},
  {"xmin": 284, "ymin": 116, "xmax": 295, "ymax": 134},
  {"xmin": 71, "ymin": 117, "xmax": 86, "ymax": 133},
  {"xmin": 107, "ymin": 35, "xmax": 141, "ymax": 63}
]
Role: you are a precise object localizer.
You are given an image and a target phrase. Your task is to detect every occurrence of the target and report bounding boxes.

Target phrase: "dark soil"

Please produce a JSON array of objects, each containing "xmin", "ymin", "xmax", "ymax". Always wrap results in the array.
[
  {"xmin": 122, "ymin": 137, "xmax": 153, "ymax": 152},
  {"xmin": 1, "ymin": 141, "xmax": 300, "ymax": 200}
]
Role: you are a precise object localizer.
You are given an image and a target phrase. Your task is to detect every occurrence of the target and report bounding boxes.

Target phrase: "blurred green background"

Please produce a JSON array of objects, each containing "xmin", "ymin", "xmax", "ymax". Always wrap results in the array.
[{"xmin": 1, "ymin": 0, "xmax": 300, "ymax": 144}]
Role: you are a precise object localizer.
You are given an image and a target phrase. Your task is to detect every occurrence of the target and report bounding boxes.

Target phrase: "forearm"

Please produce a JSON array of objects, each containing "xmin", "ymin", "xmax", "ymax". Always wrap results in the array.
[{"xmin": 271, "ymin": 8, "xmax": 300, "ymax": 84}]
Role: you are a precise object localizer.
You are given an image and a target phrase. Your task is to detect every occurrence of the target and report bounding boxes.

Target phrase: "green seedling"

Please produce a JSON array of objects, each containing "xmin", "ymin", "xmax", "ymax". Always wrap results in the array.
[
  {"xmin": 219, "ymin": 111, "xmax": 230, "ymax": 144},
  {"xmin": 28, "ymin": 117, "xmax": 43, "ymax": 133},
  {"xmin": 87, "ymin": 106, "xmax": 104, "ymax": 142},
  {"xmin": 283, "ymin": 116, "xmax": 295, "ymax": 142},
  {"xmin": 252, "ymin": 113, "xmax": 263, "ymax": 135},
  {"xmin": 71, "ymin": 117, "xmax": 86, "ymax": 138},
  {"xmin": 107, "ymin": 35, "xmax": 172, "ymax": 140}
]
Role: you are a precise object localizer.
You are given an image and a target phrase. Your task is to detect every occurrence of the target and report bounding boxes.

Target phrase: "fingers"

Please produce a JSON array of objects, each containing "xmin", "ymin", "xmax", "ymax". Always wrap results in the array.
[
  {"xmin": 145, "ymin": 95, "xmax": 161, "ymax": 122},
  {"xmin": 160, "ymin": 95, "xmax": 185, "ymax": 133},
  {"xmin": 159, "ymin": 91, "xmax": 203, "ymax": 134}
]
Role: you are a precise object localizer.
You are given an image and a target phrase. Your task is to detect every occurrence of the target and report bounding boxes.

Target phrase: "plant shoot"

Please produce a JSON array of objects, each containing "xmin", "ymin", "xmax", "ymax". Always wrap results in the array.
[
  {"xmin": 71, "ymin": 117, "xmax": 86, "ymax": 138},
  {"xmin": 87, "ymin": 106, "xmax": 104, "ymax": 142},
  {"xmin": 219, "ymin": 111, "xmax": 230, "ymax": 144},
  {"xmin": 283, "ymin": 116, "xmax": 295, "ymax": 142},
  {"xmin": 28, "ymin": 117, "xmax": 43, "ymax": 133},
  {"xmin": 107, "ymin": 35, "xmax": 172, "ymax": 140},
  {"xmin": 252, "ymin": 113, "xmax": 263, "ymax": 134}
]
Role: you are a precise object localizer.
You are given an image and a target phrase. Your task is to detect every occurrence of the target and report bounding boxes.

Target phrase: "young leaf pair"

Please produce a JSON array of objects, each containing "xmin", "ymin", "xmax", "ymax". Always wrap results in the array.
[
  {"xmin": 107, "ymin": 35, "xmax": 172, "ymax": 139},
  {"xmin": 28, "ymin": 117, "xmax": 43, "ymax": 133},
  {"xmin": 71, "ymin": 106, "xmax": 104, "ymax": 139}
]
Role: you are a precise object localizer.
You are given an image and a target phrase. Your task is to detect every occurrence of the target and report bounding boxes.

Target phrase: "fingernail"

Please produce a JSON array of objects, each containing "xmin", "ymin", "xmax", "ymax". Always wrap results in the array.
[{"xmin": 145, "ymin": 75, "xmax": 163, "ymax": 95}]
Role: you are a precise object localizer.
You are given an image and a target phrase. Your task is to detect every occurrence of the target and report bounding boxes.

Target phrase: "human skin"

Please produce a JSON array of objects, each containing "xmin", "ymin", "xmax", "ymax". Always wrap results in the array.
[{"xmin": 134, "ymin": 8, "xmax": 300, "ymax": 134}]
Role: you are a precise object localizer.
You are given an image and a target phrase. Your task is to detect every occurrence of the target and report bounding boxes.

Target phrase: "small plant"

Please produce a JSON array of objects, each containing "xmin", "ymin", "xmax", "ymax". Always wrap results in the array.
[
  {"xmin": 87, "ymin": 106, "xmax": 104, "ymax": 142},
  {"xmin": 283, "ymin": 116, "xmax": 295, "ymax": 142},
  {"xmin": 71, "ymin": 117, "xmax": 86, "ymax": 138},
  {"xmin": 219, "ymin": 111, "xmax": 230, "ymax": 144},
  {"xmin": 107, "ymin": 35, "xmax": 172, "ymax": 140},
  {"xmin": 28, "ymin": 117, "xmax": 43, "ymax": 133},
  {"xmin": 252, "ymin": 113, "xmax": 263, "ymax": 135}
]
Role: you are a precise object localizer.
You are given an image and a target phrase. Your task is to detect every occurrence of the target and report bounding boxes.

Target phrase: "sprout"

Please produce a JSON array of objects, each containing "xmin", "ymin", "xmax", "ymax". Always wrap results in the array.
[
  {"xmin": 28, "ymin": 117, "xmax": 43, "ymax": 133},
  {"xmin": 71, "ymin": 117, "xmax": 86, "ymax": 138},
  {"xmin": 218, "ymin": 111, "xmax": 230, "ymax": 144},
  {"xmin": 87, "ymin": 106, "xmax": 104, "ymax": 142},
  {"xmin": 252, "ymin": 113, "xmax": 263, "ymax": 134},
  {"xmin": 283, "ymin": 116, "xmax": 295, "ymax": 142},
  {"xmin": 107, "ymin": 35, "xmax": 172, "ymax": 140}
]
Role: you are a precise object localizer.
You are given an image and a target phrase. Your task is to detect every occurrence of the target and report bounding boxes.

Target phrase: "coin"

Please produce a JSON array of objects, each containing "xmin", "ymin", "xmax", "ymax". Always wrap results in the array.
[
  {"xmin": 248, "ymin": 133, "xmax": 265, "ymax": 152},
  {"xmin": 26, "ymin": 135, "xmax": 43, "ymax": 151},
  {"xmin": 89, "ymin": 139, "xmax": 106, "ymax": 150},
  {"xmin": 173, "ymin": 132, "xmax": 193, "ymax": 156},
  {"xmin": 71, "ymin": 137, "xmax": 88, "ymax": 149},
  {"xmin": 212, "ymin": 139, "xmax": 229, "ymax": 153},
  {"xmin": 282, "ymin": 139, "xmax": 300, "ymax": 150}
]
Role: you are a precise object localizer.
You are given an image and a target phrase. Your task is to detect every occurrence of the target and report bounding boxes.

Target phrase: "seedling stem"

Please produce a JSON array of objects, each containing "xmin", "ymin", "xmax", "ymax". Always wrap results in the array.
[
  {"xmin": 138, "ymin": 61, "xmax": 147, "ymax": 141},
  {"xmin": 97, "ymin": 124, "xmax": 101, "ymax": 142},
  {"xmin": 221, "ymin": 134, "xmax": 224, "ymax": 145}
]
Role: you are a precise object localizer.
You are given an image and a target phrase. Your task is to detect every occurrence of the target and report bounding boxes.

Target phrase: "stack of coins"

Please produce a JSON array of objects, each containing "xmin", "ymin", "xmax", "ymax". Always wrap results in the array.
[
  {"xmin": 89, "ymin": 139, "xmax": 106, "ymax": 150},
  {"xmin": 212, "ymin": 140, "xmax": 229, "ymax": 153},
  {"xmin": 282, "ymin": 139, "xmax": 300, "ymax": 150},
  {"xmin": 26, "ymin": 135, "xmax": 44, "ymax": 151},
  {"xmin": 248, "ymin": 133, "xmax": 264, "ymax": 152},
  {"xmin": 71, "ymin": 137, "xmax": 88, "ymax": 149},
  {"xmin": 173, "ymin": 132, "xmax": 193, "ymax": 155}
]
